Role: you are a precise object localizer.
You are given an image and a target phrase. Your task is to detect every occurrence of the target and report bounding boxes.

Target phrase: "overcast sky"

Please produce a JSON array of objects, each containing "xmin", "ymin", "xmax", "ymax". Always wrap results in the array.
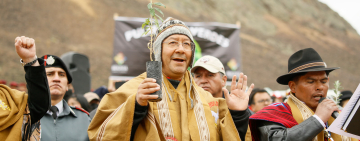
[{"xmin": 318, "ymin": 0, "xmax": 360, "ymax": 35}]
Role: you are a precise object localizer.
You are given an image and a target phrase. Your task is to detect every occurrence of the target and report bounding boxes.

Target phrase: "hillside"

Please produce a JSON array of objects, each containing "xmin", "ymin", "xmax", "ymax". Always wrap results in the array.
[{"xmin": 1, "ymin": 0, "xmax": 359, "ymax": 91}]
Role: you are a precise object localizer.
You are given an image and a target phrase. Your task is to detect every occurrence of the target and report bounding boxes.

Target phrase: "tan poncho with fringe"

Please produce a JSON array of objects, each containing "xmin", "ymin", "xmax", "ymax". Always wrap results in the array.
[
  {"xmin": 0, "ymin": 84, "xmax": 27, "ymax": 141},
  {"xmin": 88, "ymin": 71, "xmax": 241, "ymax": 141}
]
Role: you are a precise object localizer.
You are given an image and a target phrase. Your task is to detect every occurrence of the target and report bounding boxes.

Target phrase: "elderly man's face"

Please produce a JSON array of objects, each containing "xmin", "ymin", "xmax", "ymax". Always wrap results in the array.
[
  {"xmin": 162, "ymin": 34, "xmax": 192, "ymax": 79},
  {"xmin": 46, "ymin": 67, "xmax": 69, "ymax": 100},
  {"xmin": 193, "ymin": 67, "xmax": 226, "ymax": 98},
  {"xmin": 289, "ymin": 71, "xmax": 329, "ymax": 111}
]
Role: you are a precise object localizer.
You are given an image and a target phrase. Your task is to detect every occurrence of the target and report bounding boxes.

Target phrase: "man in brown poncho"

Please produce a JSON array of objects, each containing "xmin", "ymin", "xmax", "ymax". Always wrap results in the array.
[
  {"xmin": 0, "ymin": 36, "xmax": 50, "ymax": 141},
  {"xmin": 88, "ymin": 17, "xmax": 254, "ymax": 141}
]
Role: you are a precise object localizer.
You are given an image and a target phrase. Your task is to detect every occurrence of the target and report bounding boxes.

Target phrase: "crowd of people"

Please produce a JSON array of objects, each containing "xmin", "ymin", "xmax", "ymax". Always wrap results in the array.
[
  {"xmin": 0, "ymin": 17, "xmax": 357, "ymax": 141},
  {"xmin": 0, "ymin": 81, "xmax": 28, "ymax": 92}
]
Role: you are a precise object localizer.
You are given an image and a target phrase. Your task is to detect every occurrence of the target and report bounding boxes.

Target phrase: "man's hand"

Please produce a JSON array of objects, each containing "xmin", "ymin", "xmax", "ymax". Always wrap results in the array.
[
  {"xmin": 314, "ymin": 98, "xmax": 339, "ymax": 123},
  {"xmin": 223, "ymin": 73, "xmax": 254, "ymax": 111},
  {"xmin": 136, "ymin": 78, "xmax": 160, "ymax": 106},
  {"xmin": 15, "ymin": 36, "xmax": 39, "ymax": 66}
]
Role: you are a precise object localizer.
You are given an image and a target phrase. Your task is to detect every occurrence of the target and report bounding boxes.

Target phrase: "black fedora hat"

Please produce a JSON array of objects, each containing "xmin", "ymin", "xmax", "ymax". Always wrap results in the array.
[
  {"xmin": 276, "ymin": 48, "xmax": 339, "ymax": 85},
  {"xmin": 340, "ymin": 90, "xmax": 353, "ymax": 103},
  {"xmin": 40, "ymin": 54, "xmax": 73, "ymax": 84}
]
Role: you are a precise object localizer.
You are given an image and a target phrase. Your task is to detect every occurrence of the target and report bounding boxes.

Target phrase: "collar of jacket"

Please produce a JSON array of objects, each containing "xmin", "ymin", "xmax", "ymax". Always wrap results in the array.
[{"xmin": 58, "ymin": 100, "xmax": 77, "ymax": 118}]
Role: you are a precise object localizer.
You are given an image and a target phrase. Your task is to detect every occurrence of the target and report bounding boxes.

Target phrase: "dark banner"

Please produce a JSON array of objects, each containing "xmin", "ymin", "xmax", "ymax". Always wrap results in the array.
[{"xmin": 110, "ymin": 17, "xmax": 241, "ymax": 81}]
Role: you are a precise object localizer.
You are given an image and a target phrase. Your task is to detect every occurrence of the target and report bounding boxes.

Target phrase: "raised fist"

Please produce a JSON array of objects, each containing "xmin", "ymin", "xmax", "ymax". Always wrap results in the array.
[{"xmin": 15, "ymin": 36, "xmax": 38, "ymax": 65}]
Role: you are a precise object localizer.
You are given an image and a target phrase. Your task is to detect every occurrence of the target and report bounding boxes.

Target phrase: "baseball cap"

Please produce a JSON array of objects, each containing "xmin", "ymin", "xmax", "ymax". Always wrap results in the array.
[{"xmin": 191, "ymin": 55, "xmax": 225, "ymax": 74}]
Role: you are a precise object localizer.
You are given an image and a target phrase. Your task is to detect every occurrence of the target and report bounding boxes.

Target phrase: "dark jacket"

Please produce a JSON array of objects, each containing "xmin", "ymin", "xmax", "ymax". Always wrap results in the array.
[
  {"xmin": 25, "ymin": 58, "xmax": 51, "ymax": 124},
  {"xmin": 253, "ymin": 116, "xmax": 323, "ymax": 141},
  {"xmin": 23, "ymin": 58, "xmax": 51, "ymax": 141}
]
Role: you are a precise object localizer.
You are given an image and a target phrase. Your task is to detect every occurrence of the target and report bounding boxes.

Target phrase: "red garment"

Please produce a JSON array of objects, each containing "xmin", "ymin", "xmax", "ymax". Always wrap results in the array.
[{"xmin": 249, "ymin": 102, "xmax": 298, "ymax": 141}]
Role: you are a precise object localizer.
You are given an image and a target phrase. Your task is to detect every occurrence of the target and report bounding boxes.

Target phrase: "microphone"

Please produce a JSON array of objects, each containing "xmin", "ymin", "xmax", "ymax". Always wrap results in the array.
[{"xmin": 319, "ymin": 97, "xmax": 339, "ymax": 119}]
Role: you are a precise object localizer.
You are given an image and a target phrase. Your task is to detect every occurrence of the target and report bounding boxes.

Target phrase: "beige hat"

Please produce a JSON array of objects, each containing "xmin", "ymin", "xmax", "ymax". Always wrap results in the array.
[
  {"xmin": 191, "ymin": 55, "xmax": 225, "ymax": 74},
  {"xmin": 83, "ymin": 92, "xmax": 100, "ymax": 103}
]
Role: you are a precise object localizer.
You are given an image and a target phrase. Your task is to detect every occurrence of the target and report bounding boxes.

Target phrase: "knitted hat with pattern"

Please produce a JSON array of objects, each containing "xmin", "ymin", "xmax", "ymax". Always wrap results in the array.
[{"xmin": 153, "ymin": 17, "xmax": 195, "ymax": 67}]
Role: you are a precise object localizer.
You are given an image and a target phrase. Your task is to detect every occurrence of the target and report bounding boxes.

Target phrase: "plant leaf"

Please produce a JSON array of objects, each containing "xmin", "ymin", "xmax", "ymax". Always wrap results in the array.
[
  {"xmin": 153, "ymin": 7, "xmax": 164, "ymax": 17},
  {"xmin": 154, "ymin": 2, "xmax": 166, "ymax": 8},
  {"xmin": 147, "ymin": 3, "xmax": 152, "ymax": 10},
  {"xmin": 154, "ymin": 17, "xmax": 159, "ymax": 28},
  {"xmin": 142, "ymin": 29, "xmax": 150, "ymax": 36},
  {"xmin": 141, "ymin": 22, "xmax": 147, "ymax": 29},
  {"xmin": 142, "ymin": 18, "xmax": 150, "ymax": 29},
  {"xmin": 155, "ymin": 14, "xmax": 163, "ymax": 22},
  {"xmin": 141, "ymin": 23, "xmax": 146, "ymax": 29},
  {"xmin": 149, "ymin": 8, "xmax": 155, "ymax": 17}
]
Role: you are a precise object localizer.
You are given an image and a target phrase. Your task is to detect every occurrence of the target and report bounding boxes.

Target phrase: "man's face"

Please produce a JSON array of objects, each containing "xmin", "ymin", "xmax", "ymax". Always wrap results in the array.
[
  {"xmin": 46, "ymin": 67, "xmax": 69, "ymax": 100},
  {"xmin": 193, "ymin": 67, "xmax": 226, "ymax": 98},
  {"xmin": 162, "ymin": 34, "xmax": 192, "ymax": 79},
  {"xmin": 289, "ymin": 71, "xmax": 329, "ymax": 111},
  {"xmin": 250, "ymin": 92, "xmax": 272, "ymax": 113}
]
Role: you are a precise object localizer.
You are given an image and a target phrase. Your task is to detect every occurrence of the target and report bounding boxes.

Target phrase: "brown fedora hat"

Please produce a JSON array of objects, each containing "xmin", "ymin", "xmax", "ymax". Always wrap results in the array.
[{"xmin": 276, "ymin": 48, "xmax": 339, "ymax": 85}]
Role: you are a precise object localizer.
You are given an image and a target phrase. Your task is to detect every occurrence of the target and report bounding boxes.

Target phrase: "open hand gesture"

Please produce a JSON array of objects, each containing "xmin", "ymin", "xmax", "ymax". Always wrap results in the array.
[
  {"xmin": 15, "ymin": 36, "xmax": 39, "ymax": 66},
  {"xmin": 223, "ymin": 73, "xmax": 254, "ymax": 111}
]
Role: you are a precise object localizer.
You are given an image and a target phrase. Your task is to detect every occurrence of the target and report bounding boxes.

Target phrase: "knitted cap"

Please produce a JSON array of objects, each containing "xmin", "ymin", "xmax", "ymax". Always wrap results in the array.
[{"xmin": 153, "ymin": 17, "xmax": 195, "ymax": 67}]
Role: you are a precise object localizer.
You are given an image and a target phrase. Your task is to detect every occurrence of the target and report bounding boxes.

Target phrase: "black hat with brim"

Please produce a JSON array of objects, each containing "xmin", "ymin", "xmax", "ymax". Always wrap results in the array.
[
  {"xmin": 40, "ymin": 54, "xmax": 73, "ymax": 84},
  {"xmin": 340, "ymin": 90, "xmax": 353, "ymax": 103},
  {"xmin": 276, "ymin": 48, "xmax": 339, "ymax": 85}
]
